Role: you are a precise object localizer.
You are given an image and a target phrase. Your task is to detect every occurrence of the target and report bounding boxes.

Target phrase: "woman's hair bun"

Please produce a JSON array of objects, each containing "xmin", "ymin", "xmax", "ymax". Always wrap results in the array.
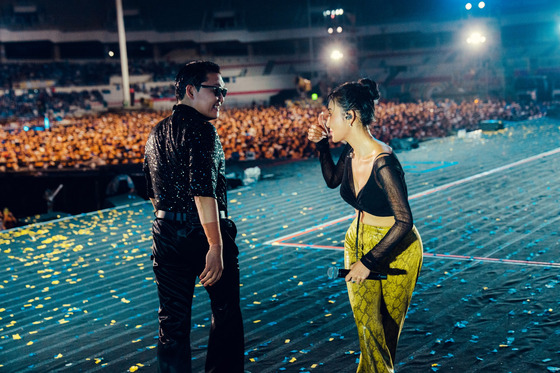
[{"xmin": 358, "ymin": 78, "xmax": 380, "ymax": 101}]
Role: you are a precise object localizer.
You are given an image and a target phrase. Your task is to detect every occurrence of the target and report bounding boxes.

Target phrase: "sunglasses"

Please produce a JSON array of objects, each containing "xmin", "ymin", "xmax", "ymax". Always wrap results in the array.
[{"xmin": 199, "ymin": 85, "xmax": 228, "ymax": 98}]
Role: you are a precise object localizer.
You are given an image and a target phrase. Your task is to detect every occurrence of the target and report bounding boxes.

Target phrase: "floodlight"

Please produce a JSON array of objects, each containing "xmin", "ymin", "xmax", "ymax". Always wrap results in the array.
[
  {"xmin": 465, "ymin": 3, "xmax": 472, "ymax": 10},
  {"xmin": 478, "ymin": 2, "xmax": 485, "ymax": 9},
  {"xmin": 466, "ymin": 32, "xmax": 486, "ymax": 45},
  {"xmin": 330, "ymin": 49, "xmax": 344, "ymax": 61}
]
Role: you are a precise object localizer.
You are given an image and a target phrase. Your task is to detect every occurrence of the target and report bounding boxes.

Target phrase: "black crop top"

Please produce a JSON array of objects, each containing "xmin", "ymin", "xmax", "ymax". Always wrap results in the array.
[{"xmin": 316, "ymin": 138, "xmax": 414, "ymax": 271}]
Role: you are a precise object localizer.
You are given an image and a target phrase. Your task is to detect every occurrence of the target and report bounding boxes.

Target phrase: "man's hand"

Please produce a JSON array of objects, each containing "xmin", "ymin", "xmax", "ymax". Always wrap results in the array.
[
  {"xmin": 199, "ymin": 244, "xmax": 223, "ymax": 287},
  {"xmin": 194, "ymin": 196, "xmax": 224, "ymax": 287}
]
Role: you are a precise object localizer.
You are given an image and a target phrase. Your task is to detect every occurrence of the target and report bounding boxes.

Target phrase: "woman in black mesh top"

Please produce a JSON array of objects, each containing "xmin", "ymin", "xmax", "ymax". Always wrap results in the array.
[{"xmin": 308, "ymin": 78, "xmax": 423, "ymax": 373}]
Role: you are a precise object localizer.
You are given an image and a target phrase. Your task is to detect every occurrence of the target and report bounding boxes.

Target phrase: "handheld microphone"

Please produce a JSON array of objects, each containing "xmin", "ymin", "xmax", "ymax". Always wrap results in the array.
[{"xmin": 327, "ymin": 267, "xmax": 387, "ymax": 280}]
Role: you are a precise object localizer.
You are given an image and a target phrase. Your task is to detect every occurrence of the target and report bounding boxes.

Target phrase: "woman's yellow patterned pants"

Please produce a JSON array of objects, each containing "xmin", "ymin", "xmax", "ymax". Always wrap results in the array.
[{"xmin": 344, "ymin": 219, "xmax": 423, "ymax": 373}]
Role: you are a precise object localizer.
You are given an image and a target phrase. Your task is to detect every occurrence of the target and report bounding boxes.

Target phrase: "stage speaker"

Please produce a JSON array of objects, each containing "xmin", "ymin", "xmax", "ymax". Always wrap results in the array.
[
  {"xmin": 479, "ymin": 120, "xmax": 504, "ymax": 131},
  {"xmin": 547, "ymin": 105, "xmax": 560, "ymax": 119},
  {"xmin": 389, "ymin": 137, "xmax": 419, "ymax": 151},
  {"xmin": 103, "ymin": 193, "xmax": 142, "ymax": 208}
]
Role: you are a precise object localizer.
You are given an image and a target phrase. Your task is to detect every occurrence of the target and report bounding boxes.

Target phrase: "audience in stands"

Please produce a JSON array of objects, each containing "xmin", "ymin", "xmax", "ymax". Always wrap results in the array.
[{"xmin": 0, "ymin": 98, "xmax": 544, "ymax": 172}]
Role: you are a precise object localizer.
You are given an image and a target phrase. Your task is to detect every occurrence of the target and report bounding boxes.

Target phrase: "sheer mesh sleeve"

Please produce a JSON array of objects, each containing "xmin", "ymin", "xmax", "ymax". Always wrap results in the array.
[
  {"xmin": 360, "ymin": 156, "xmax": 413, "ymax": 271},
  {"xmin": 316, "ymin": 138, "xmax": 351, "ymax": 189}
]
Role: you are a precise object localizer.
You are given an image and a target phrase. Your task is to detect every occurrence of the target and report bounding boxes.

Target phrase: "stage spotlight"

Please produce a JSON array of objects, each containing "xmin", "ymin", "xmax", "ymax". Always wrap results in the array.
[
  {"xmin": 323, "ymin": 8, "xmax": 344, "ymax": 18},
  {"xmin": 466, "ymin": 32, "xmax": 486, "ymax": 45},
  {"xmin": 330, "ymin": 49, "xmax": 344, "ymax": 61},
  {"xmin": 478, "ymin": 1, "xmax": 485, "ymax": 9},
  {"xmin": 465, "ymin": 3, "xmax": 472, "ymax": 10}
]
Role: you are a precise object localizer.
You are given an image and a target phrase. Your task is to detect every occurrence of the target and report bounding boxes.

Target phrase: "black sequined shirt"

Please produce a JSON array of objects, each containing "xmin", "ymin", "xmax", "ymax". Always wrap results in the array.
[{"xmin": 143, "ymin": 104, "xmax": 227, "ymax": 223}]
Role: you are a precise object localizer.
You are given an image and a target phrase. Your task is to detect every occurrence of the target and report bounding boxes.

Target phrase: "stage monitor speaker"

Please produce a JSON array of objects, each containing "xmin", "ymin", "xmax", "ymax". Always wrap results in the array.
[
  {"xmin": 479, "ymin": 120, "xmax": 504, "ymax": 131},
  {"xmin": 389, "ymin": 137, "xmax": 419, "ymax": 151},
  {"xmin": 547, "ymin": 105, "xmax": 560, "ymax": 119},
  {"xmin": 103, "ymin": 193, "xmax": 142, "ymax": 208}
]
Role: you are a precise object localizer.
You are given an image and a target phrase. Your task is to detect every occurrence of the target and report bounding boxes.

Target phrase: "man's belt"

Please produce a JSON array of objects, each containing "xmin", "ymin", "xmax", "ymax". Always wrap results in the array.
[{"xmin": 155, "ymin": 210, "xmax": 226, "ymax": 222}]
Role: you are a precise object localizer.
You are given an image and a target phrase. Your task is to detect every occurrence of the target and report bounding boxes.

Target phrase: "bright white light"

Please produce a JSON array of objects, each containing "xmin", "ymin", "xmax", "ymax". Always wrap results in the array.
[
  {"xmin": 327, "ymin": 27, "xmax": 334, "ymax": 34},
  {"xmin": 466, "ymin": 32, "xmax": 487, "ymax": 45},
  {"xmin": 330, "ymin": 49, "xmax": 344, "ymax": 61},
  {"xmin": 108, "ymin": 50, "xmax": 115, "ymax": 57},
  {"xmin": 465, "ymin": 3, "xmax": 472, "ymax": 10},
  {"xmin": 478, "ymin": 1, "xmax": 485, "ymax": 9},
  {"xmin": 336, "ymin": 26, "xmax": 343, "ymax": 33},
  {"xmin": 324, "ymin": 8, "xmax": 344, "ymax": 17}
]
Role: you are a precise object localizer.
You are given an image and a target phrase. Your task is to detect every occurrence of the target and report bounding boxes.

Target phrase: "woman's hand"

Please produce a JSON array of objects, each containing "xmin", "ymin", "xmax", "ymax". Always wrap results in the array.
[
  {"xmin": 307, "ymin": 112, "xmax": 328, "ymax": 143},
  {"xmin": 345, "ymin": 261, "xmax": 371, "ymax": 285}
]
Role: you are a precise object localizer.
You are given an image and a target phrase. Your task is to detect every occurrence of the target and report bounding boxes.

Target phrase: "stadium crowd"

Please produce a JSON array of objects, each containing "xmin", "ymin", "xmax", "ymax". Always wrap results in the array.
[{"xmin": 0, "ymin": 98, "xmax": 544, "ymax": 172}]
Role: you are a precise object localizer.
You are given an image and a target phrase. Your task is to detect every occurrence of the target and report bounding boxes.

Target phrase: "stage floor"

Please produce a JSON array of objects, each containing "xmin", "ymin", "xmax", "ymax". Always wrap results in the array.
[{"xmin": 2, "ymin": 117, "xmax": 560, "ymax": 372}]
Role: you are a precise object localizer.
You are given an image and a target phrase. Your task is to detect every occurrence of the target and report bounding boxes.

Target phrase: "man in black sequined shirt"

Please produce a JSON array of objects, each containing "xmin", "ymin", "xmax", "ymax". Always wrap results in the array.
[{"xmin": 143, "ymin": 61, "xmax": 244, "ymax": 373}]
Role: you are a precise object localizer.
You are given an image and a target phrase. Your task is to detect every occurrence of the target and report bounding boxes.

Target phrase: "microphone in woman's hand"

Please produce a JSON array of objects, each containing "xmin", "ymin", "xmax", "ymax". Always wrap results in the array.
[{"xmin": 327, "ymin": 267, "xmax": 387, "ymax": 280}]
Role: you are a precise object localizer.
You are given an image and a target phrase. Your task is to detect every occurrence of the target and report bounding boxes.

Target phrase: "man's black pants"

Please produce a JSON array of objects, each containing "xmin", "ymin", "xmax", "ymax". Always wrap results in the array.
[{"xmin": 151, "ymin": 218, "xmax": 244, "ymax": 373}]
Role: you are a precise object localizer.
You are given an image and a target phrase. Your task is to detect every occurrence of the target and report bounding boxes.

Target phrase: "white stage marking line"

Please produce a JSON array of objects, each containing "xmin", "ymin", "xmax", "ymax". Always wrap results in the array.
[
  {"xmin": 408, "ymin": 146, "xmax": 560, "ymax": 199},
  {"xmin": 265, "ymin": 147, "xmax": 560, "ymax": 246}
]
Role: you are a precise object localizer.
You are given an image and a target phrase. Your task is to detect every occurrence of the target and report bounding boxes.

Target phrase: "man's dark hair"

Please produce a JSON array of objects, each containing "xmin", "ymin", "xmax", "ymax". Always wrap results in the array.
[{"xmin": 175, "ymin": 60, "xmax": 221, "ymax": 101}]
